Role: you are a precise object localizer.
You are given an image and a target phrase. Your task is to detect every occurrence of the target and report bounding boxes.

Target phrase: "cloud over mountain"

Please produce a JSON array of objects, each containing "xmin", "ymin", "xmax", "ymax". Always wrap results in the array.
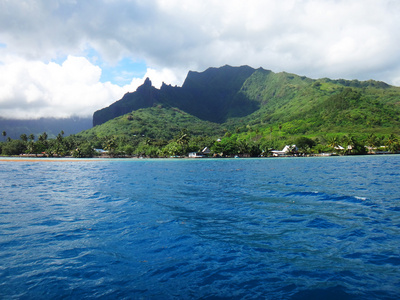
[{"xmin": 1, "ymin": 0, "xmax": 400, "ymax": 118}]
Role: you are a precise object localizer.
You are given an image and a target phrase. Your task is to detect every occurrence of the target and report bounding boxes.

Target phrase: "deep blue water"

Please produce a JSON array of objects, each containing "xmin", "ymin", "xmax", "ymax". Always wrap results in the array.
[{"xmin": 1, "ymin": 156, "xmax": 400, "ymax": 299}]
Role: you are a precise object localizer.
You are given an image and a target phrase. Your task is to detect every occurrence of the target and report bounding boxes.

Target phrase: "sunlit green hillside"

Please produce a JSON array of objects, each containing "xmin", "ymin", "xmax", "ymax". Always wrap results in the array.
[
  {"xmin": 91, "ymin": 65, "xmax": 400, "ymax": 141},
  {"xmin": 69, "ymin": 65, "xmax": 400, "ymax": 157},
  {"xmin": 231, "ymin": 69, "xmax": 400, "ymax": 136},
  {"xmin": 81, "ymin": 105, "xmax": 224, "ymax": 140}
]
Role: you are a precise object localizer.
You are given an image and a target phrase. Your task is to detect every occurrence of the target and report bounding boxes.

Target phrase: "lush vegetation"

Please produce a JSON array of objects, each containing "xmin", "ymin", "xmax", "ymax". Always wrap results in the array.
[
  {"xmin": 231, "ymin": 69, "xmax": 400, "ymax": 136},
  {"xmin": 2, "ymin": 65, "xmax": 400, "ymax": 158},
  {"xmin": 93, "ymin": 66, "xmax": 400, "ymax": 134},
  {"xmin": 1, "ymin": 126, "xmax": 399, "ymax": 158},
  {"xmin": 93, "ymin": 65, "xmax": 259, "ymax": 125}
]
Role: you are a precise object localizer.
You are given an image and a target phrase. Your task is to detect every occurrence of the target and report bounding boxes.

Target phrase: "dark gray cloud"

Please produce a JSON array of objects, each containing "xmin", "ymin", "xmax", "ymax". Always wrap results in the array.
[
  {"xmin": 2, "ymin": 0, "xmax": 400, "ymax": 80},
  {"xmin": 1, "ymin": 0, "xmax": 400, "ymax": 118}
]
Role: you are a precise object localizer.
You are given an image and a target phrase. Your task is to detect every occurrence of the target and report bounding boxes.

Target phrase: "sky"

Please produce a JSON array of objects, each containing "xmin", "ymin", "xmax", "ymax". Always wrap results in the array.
[{"xmin": 1, "ymin": 0, "xmax": 400, "ymax": 119}]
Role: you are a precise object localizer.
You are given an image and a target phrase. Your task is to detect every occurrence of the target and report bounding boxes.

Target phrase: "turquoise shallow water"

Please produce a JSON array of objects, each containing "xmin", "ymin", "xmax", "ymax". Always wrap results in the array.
[{"xmin": 0, "ymin": 156, "xmax": 399, "ymax": 299}]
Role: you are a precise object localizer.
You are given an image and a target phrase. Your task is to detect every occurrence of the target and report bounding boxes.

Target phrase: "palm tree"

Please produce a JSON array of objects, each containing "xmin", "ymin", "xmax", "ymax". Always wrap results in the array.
[
  {"xmin": 38, "ymin": 132, "xmax": 48, "ymax": 142},
  {"xmin": 366, "ymin": 134, "xmax": 377, "ymax": 153},
  {"xmin": 26, "ymin": 141, "xmax": 35, "ymax": 154},
  {"xmin": 28, "ymin": 134, "xmax": 35, "ymax": 142},
  {"xmin": 20, "ymin": 134, "xmax": 28, "ymax": 142},
  {"xmin": 386, "ymin": 134, "xmax": 399, "ymax": 153},
  {"xmin": 2, "ymin": 131, "xmax": 6, "ymax": 142},
  {"xmin": 175, "ymin": 129, "xmax": 190, "ymax": 155},
  {"xmin": 237, "ymin": 140, "xmax": 248, "ymax": 155},
  {"xmin": 327, "ymin": 136, "xmax": 339, "ymax": 150},
  {"xmin": 103, "ymin": 136, "xmax": 117, "ymax": 156},
  {"xmin": 56, "ymin": 132, "xmax": 64, "ymax": 143},
  {"xmin": 341, "ymin": 135, "xmax": 355, "ymax": 155},
  {"xmin": 53, "ymin": 131, "xmax": 65, "ymax": 156}
]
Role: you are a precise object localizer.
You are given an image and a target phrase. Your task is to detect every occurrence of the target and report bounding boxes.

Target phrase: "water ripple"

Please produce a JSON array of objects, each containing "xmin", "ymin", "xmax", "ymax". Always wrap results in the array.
[{"xmin": 1, "ymin": 156, "xmax": 400, "ymax": 299}]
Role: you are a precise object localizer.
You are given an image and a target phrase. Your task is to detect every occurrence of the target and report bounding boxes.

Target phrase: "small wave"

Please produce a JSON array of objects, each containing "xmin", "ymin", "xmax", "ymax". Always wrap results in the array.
[
  {"xmin": 345, "ymin": 252, "xmax": 400, "ymax": 267},
  {"xmin": 2, "ymin": 156, "xmax": 400, "ymax": 299},
  {"xmin": 279, "ymin": 218, "xmax": 306, "ymax": 224},
  {"xmin": 253, "ymin": 247, "xmax": 274, "ymax": 253},
  {"xmin": 290, "ymin": 285, "xmax": 354, "ymax": 300},
  {"xmin": 321, "ymin": 194, "xmax": 377, "ymax": 208},
  {"xmin": 306, "ymin": 217, "xmax": 343, "ymax": 229},
  {"xmin": 285, "ymin": 191, "xmax": 321, "ymax": 198}
]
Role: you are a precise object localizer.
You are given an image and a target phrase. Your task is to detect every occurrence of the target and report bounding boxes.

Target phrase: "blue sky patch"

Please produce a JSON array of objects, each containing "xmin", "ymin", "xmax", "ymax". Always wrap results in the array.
[
  {"xmin": 82, "ymin": 47, "xmax": 147, "ymax": 85},
  {"xmin": 100, "ymin": 58, "xmax": 148, "ymax": 85}
]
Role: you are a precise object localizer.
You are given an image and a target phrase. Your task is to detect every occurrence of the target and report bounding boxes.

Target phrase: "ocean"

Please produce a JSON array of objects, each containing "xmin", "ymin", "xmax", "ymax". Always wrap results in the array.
[{"xmin": 1, "ymin": 156, "xmax": 399, "ymax": 299}]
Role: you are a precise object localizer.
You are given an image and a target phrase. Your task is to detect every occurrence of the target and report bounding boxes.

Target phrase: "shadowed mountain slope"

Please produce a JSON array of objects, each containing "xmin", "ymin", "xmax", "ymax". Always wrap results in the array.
[
  {"xmin": 90, "ymin": 65, "xmax": 400, "ymax": 140},
  {"xmin": 93, "ymin": 65, "xmax": 259, "ymax": 126}
]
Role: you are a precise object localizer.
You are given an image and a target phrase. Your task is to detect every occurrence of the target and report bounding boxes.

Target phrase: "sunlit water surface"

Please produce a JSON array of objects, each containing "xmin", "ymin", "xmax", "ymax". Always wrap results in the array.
[{"xmin": 1, "ymin": 156, "xmax": 399, "ymax": 299}]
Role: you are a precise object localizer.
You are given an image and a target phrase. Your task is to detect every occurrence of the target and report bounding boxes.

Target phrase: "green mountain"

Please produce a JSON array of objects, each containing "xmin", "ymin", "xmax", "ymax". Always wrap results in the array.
[
  {"xmin": 228, "ymin": 69, "xmax": 400, "ymax": 135},
  {"xmin": 93, "ymin": 65, "xmax": 258, "ymax": 126},
  {"xmin": 88, "ymin": 65, "xmax": 400, "ymax": 141},
  {"xmin": 86, "ymin": 105, "xmax": 224, "ymax": 141}
]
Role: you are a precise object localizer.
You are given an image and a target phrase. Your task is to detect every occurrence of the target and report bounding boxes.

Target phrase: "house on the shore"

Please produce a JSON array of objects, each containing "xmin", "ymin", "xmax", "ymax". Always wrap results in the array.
[
  {"xmin": 94, "ymin": 148, "xmax": 107, "ymax": 154},
  {"xmin": 202, "ymin": 147, "xmax": 211, "ymax": 155},
  {"xmin": 188, "ymin": 146, "xmax": 211, "ymax": 158},
  {"xmin": 366, "ymin": 145, "xmax": 391, "ymax": 154},
  {"xmin": 271, "ymin": 145, "xmax": 297, "ymax": 157},
  {"xmin": 188, "ymin": 152, "xmax": 205, "ymax": 158},
  {"xmin": 94, "ymin": 149, "xmax": 109, "ymax": 157}
]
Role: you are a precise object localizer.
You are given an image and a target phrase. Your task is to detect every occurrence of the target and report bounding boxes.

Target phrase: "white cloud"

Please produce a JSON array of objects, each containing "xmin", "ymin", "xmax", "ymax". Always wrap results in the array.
[
  {"xmin": 0, "ymin": 55, "xmax": 177, "ymax": 119},
  {"xmin": 1, "ymin": 0, "xmax": 400, "ymax": 119},
  {"xmin": 139, "ymin": 68, "xmax": 183, "ymax": 88}
]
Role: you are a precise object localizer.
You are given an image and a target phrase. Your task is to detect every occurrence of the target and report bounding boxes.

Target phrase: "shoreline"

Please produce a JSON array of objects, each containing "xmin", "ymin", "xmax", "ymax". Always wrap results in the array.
[
  {"xmin": 0, "ymin": 157, "xmax": 101, "ymax": 162},
  {"xmin": 0, "ymin": 152, "xmax": 398, "ymax": 162}
]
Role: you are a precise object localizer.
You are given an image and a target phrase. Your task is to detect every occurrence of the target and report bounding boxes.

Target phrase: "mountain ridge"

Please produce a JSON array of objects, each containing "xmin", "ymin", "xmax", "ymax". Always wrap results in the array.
[
  {"xmin": 93, "ymin": 65, "xmax": 262, "ymax": 126},
  {"xmin": 90, "ymin": 65, "xmax": 400, "ymax": 140},
  {"xmin": 0, "ymin": 117, "xmax": 92, "ymax": 140}
]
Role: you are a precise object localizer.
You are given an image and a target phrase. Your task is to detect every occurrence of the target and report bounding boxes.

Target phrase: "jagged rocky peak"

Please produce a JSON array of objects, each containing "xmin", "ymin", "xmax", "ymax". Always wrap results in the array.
[
  {"xmin": 136, "ymin": 77, "xmax": 154, "ymax": 93},
  {"xmin": 143, "ymin": 77, "xmax": 152, "ymax": 86},
  {"xmin": 160, "ymin": 82, "xmax": 175, "ymax": 91}
]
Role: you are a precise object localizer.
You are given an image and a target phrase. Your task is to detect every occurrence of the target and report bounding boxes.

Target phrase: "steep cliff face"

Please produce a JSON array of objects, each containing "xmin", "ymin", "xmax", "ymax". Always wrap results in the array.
[
  {"xmin": 93, "ymin": 78, "xmax": 160, "ymax": 126},
  {"xmin": 177, "ymin": 65, "xmax": 259, "ymax": 122},
  {"xmin": 93, "ymin": 65, "xmax": 260, "ymax": 126},
  {"xmin": 93, "ymin": 65, "xmax": 400, "ymax": 132}
]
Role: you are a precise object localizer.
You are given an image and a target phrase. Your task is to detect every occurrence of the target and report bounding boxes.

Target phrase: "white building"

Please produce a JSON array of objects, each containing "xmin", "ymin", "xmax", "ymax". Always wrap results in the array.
[{"xmin": 271, "ymin": 145, "xmax": 297, "ymax": 156}]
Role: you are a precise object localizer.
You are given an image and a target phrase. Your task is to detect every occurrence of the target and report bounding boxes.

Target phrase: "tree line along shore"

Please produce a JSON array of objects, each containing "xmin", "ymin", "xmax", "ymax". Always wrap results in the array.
[{"xmin": 1, "ymin": 129, "xmax": 399, "ymax": 158}]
